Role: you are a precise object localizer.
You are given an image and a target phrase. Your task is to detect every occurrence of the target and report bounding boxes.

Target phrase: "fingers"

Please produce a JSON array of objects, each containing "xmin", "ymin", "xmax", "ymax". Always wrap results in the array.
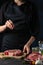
[
  {"xmin": 6, "ymin": 21, "xmax": 13, "ymax": 29},
  {"xmin": 26, "ymin": 47, "xmax": 30, "ymax": 54},
  {"xmin": 23, "ymin": 45, "xmax": 30, "ymax": 54},
  {"xmin": 23, "ymin": 46, "xmax": 26, "ymax": 53},
  {"xmin": 5, "ymin": 20, "xmax": 15, "ymax": 30},
  {"xmin": 9, "ymin": 20, "xmax": 14, "ymax": 28},
  {"xmin": 9, "ymin": 20, "xmax": 14, "ymax": 26}
]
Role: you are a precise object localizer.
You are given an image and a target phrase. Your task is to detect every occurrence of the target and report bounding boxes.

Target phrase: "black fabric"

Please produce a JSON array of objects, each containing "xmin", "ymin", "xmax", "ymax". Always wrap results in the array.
[{"xmin": 0, "ymin": 1, "xmax": 40, "ymax": 51}]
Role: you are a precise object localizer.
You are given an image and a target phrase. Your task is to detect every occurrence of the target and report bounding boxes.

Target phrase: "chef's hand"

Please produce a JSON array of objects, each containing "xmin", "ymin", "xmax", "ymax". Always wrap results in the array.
[
  {"xmin": 23, "ymin": 43, "xmax": 30, "ymax": 54},
  {"xmin": 5, "ymin": 20, "xmax": 15, "ymax": 30},
  {"xmin": 23, "ymin": 36, "xmax": 35, "ymax": 54}
]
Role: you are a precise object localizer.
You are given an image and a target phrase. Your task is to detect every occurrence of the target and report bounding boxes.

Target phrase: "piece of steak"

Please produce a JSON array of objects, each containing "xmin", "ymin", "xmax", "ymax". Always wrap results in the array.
[
  {"xmin": 25, "ymin": 52, "xmax": 42, "ymax": 61},
  {"xmin": 13, "ymin": 49, "xmax": 23, "ymax": 56},
  {"xmin": 4, "ymin": 49, "xmax": 23, "ymax": 56}
]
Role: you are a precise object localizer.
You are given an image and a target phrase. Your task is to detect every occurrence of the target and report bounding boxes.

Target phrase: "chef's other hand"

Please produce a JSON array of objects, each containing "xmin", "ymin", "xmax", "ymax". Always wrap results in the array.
[
  {"xmin": 5, "ymin": 20, "xmax": 15, "ymax": 30},
  {"xmin": 23, "ymin": 44, "xmax": 30, "ymax": 54}
]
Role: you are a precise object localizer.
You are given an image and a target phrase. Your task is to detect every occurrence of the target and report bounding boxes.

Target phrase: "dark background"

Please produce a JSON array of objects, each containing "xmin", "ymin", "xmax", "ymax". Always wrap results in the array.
[
  {"xmin": 29, "ymin": 0, "xmax": 43, "ymax": 40},
  {"xmin": 0, "ymin": 0, "xmax": 43, "ymax": 50}
]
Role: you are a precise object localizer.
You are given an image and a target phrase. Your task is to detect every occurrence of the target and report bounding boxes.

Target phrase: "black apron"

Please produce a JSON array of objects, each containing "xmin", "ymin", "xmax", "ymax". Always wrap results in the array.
[{"xmin": 1, "ymin": 3, "xmax": 31, "ymax": 51}]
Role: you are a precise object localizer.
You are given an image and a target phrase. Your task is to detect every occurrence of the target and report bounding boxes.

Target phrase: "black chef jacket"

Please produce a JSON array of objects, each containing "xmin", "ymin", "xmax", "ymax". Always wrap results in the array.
[{"xmin": 0, "ymin": 1, "xmax": 40, "ymax": 51}]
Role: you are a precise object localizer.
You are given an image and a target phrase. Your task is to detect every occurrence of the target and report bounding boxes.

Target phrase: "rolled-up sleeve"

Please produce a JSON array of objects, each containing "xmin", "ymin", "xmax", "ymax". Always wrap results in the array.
[{"xmin": 30, "ymin": 4, "xmax": 40, "ymax": 38}]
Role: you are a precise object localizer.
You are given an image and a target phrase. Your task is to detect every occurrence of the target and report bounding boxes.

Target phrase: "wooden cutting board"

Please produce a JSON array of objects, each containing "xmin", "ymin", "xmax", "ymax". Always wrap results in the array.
[
  {"xmin": 0, "ymin": 52, "xmax": 5, "ymax": 58},
  {"xmin": 12, "ymin": 53, "xmax": 27, "ymax": 59},
  {"xmin": 0, "ymin": 52, "xmax": 27, "ymax": 59}
]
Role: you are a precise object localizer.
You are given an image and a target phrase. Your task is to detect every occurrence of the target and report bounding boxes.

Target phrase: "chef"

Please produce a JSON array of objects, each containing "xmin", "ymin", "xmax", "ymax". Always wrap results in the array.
[{"xmin": 0, "ymin": 0, "xmax": 40, "ymax": 54}]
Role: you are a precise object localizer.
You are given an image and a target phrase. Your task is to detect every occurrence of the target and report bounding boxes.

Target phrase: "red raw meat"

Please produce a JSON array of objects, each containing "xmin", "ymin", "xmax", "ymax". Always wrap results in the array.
[
  {"xmin": 26, "ymin": 52, "xmax": 42, "ymax": 61},
  {"xmin": 4, "ymin": 49, "xmax": 17, "ymax": 55},
  {"xmin": 13, "ymin": 49, "xmax": 23, "ymax": 56},
  {"xmin": 41, "ymin": 55, "xmax": 43, "ymax": 60},
  {"xmin": 4, "ymin": 49, "xmax": 23, "ymax": 56}
]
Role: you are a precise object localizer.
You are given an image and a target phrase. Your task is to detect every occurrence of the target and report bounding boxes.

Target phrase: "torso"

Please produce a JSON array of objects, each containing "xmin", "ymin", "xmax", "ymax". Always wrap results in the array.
[{"xmin": 2, "ymin": 2, "xmax": 32, "ymax": 50}]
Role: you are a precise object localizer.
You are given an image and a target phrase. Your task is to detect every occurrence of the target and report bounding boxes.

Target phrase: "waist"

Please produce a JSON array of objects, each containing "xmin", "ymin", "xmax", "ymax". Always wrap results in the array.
[{"xmin": 3, "ymin": 32, "xmax": 30, "ymax": 43}]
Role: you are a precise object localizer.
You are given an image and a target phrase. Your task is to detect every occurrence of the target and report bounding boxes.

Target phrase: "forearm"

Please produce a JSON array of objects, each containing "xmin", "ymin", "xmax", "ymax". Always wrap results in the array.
[
  {"xmin": 0, "ymin": 25, "xmax": 6, "ymax": 32},
  {"xmin": 26, "ymin": 36, "xmax": 36, "ymax": 47}
]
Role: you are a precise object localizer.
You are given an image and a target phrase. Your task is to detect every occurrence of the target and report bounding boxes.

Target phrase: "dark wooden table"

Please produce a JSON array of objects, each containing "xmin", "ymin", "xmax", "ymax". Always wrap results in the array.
[{"xmin": 0, "ymin": 58, "xmax": 30, "ymax": 65}]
